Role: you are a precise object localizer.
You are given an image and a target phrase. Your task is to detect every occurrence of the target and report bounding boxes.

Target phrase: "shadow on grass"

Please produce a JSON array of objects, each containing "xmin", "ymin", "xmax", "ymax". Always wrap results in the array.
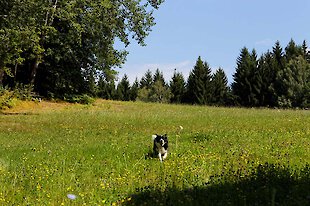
[{"xmin": 123, "ymin": 163, "xmax": 310, "ymax": 206}]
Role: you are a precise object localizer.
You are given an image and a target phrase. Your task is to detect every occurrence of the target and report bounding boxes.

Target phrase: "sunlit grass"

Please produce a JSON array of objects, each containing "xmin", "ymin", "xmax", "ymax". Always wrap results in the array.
[{"xmin": 0, "ymin": 100, "xmax": 309, "ymax": 205}]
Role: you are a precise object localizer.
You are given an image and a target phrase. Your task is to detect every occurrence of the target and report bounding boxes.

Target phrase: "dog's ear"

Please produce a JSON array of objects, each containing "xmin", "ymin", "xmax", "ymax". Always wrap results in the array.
[
  {"xmin": 152, "ymin": 134, "xmax": 157, "ymax": 141},
  {"xmin": 163, "ymin": 134, "xmax": 168, "ymax": 139}
]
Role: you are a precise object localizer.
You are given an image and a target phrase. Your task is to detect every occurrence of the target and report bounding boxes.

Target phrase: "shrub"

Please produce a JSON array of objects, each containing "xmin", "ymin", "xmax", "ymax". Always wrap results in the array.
[
  {"xmin": 64, "ymin": 94, "xmax": 95, "ymax": 105},
  {"xmin": 0, "ymin": 87, "xmax": 15, "ymax": 110}
]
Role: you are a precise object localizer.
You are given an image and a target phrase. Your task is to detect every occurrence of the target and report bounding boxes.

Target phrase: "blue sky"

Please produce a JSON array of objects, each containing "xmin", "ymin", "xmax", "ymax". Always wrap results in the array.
[{"xmin": 116, "ymin": 0, "xmax": 310, "ymax": 84}]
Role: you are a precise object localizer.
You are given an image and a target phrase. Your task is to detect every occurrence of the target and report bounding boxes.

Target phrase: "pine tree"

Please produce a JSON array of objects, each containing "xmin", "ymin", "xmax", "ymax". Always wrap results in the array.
[
  {"xmin": 186, "ymin": 56, "xmax": 212, "ymax": 105},
  {"xmin": 170, "ymin": 70, "xmax": 186, "ymax": 103},
  {"xmin": 232, "ymin": 47, "xmax": 258, "ymax": 106},
  {"xmin": 268, "ymin": 41, "xmax": 286, "ymax": 106},
  {"xmin": 302, "ymin": 40, "xmax": 310, "ymax": 63},
  {"xmin": 153, "ymin": 68, "xmax": 166, "ymax": 86},
  {"xmin": 140, "ymin": 69, "xmax": 153, "ymax": 89},
  {"xmin": 97, "ymin": 75, "xmax": 116, "ymax": 100},
  {"xmin": 129, "ymin": 78, "xmax": 139, "ymax": 101},
  {"xmin": 256, "ymin": 51, "xmax": 274, "ymax": 106},
  {"xmin": 210, "ymin": 68, "xmax": 229, "ymax": 105},
  {"xmin": 116, "ymin": 74, "xmax": 131, "ymax": 101},
  {"xmin": 285, "ymin": 39, "xmax": 303, "ymax": 61}
]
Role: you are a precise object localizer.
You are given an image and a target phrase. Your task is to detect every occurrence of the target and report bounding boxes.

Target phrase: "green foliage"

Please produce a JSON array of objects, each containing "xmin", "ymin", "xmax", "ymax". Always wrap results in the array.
[
  {"xmin": 153, "ymin": 68, "xmax": 166, "ymax": 86},
  {"xmin": 232, "ymin": 48, "xmax": 259, "ymax": 106},
  {"xmin": 232, "ymin": 40, "xmax": 310, "ymax": 108},
  {"xmin": 149, "ymin": 80, "xmax": 171, "ymax": 103},
  {"xmin": 12, "ymin": 84, "xmax": 36, "ymax": 101},
  {"xmin": 0, "ymin": 84, "xmax": 37, "ymax": 109},
  {"xmin": 137, "ymin": 69, "xmax": 170, "ymax": 103},
  {"xmin": 277, "ymin": 56, "xmax": 310, "ymax": 107},
  {"xmin": 116, "ymin": 75, "xmax": 131, "ymax": 101},
  {"xmin": 210, "ymin": 68, "xmax": 230, "ymax": 105},
  {"xmin": 0, "ymin": 0, "xmax": 163, "ymax": 96},
  {"xmin": 0, "ymin": 87, "xmax": 15, "ymax": 110},
  {"xmin": 137, "ymin": 87, "xmax": 151, "ymax": 102},
  {"xmin": 64, "ymin": 94, "xmax": 95, "ymax": 105},
  {"xmin": 129, "ymin": 78, "xmax": 139, "ymax": 101},
  {"xmin": 170, "ymin": 70, "xmax": 186, "ymax": 103},
  {"xmin": 140, "ymin": 69, "xmax": 153, "ymax": 89},
  {"xmin": 186, "ymin": 56, "xmax": 212, "ymax": 104},
  {"xmin": 97, "ymin": 75, "xmax": 116, "ymax": 100}
]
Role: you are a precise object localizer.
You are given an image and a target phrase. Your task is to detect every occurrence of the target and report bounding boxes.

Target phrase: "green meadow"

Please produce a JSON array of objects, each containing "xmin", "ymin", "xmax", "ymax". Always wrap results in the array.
[{"xmin": 0, "ymin": 100, "xmax": 309, "ymax": 205}]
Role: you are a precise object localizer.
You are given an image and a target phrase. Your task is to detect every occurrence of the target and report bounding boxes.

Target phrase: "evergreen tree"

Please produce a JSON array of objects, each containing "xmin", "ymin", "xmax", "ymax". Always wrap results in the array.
[
  {"xmin": 256, "ymin": 51, "xmax": 275, "ymax": 106},
  {"xmin": 170, "ymin": 70, "xmax": 186, "ymax": 103},
  {"xmin": 116, "ymin": 74, "xmax": 131, "ymax": 101},
  {"xmin": 232, "ymin": 47, "xmax": 258, "ymax": 106},
  {"xmin": 210, "ymin": 68, "xmax": 229, "ymax": 105},
  {"xmin": 302, "ymin": 40, "xmax": 310, "ymax": 63},
  {"xmin": 186, "ymin": 56, "xmax": 212, "ymax": 105},
  {"xmin": 97, "ymin": 73, "xmax": 116, "ymax": 100},
  {"xmin": 129, "ymin": 78, "xmax": 139, "ymax": 101},
  {"xmin": 268, "ymin": 41, "xmax": 286, "ymax": 106},
  {"xmin": 140, "ymin": 69, "xmax": 153, "ymax": 89},
  {"xmin": 153, "ymin": 68, "xmax": 166, "ymax": 86},
  {"xmin": 285, "ymin": 39, "xmax": 303, "ymax": 61}
]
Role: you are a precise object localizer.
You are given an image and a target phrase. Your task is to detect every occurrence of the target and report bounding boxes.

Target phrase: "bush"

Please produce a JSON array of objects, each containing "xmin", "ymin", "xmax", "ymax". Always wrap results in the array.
[
  {"xmin": 13, "ymin": 84, "xmax": 36, "ymax": 101},
  {"xmin": 0, "ymin": 84, "xmax": 40, "ymax": 110},
  {"xmin": 0, "ymin": 87, "xmax": 15, "ymax": 110},
  {"xmin": 64, "ymin": 94, "xmax": 95, "ymax": 105}
]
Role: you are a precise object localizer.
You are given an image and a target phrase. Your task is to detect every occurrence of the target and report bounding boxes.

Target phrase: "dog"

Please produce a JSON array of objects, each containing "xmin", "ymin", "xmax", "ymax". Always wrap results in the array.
[{"xmin": 152, "ymin": 134, "xmax": 168, "ymax": 162}]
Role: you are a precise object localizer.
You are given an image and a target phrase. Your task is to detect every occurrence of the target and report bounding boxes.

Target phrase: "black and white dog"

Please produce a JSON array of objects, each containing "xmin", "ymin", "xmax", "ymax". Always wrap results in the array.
[{"xmin": 152, "ymin": 134, "xmax": 168, "ymax": 162}]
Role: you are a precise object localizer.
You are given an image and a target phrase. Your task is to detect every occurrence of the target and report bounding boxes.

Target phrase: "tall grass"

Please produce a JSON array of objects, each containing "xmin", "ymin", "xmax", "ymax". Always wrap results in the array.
[{"xmin": 0, "ymin": 100, "xmax": 309, "ymax": 205}]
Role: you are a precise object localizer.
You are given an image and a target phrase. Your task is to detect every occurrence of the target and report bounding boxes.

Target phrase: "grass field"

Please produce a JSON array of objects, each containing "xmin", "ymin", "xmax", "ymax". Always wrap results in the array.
[{"xmin": 0, "ymin": 100, "xmax": 309, "ymax": 205}]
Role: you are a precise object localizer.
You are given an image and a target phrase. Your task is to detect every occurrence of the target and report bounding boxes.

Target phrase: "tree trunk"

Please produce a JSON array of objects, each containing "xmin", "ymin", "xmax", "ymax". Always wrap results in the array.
[
  {"xmin": 30, "ymin": 58, "xmax": 40, "ymax": 85},
  {"xmin": 0, "ymin": 68, "xmax": 4, "ymax": 86}
]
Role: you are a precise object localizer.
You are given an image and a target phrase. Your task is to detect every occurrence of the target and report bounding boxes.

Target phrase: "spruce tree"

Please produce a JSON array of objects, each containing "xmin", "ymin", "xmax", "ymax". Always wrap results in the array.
[
  {"xmin": 170, "ymin": 70, "xmax": 186, "ymax": 103},
  {"xmin": 97, "ymin": 75, "xmax": 116, "ymax": 100},
  {"xmin": 186, "ymin": 56, "xmax": 212, "ymax": 105},
  {"xmin": 116, "ymin": 74, "xmax": 131, "ymax": 101},
  {"xmin": 140, "ymin": 69, "xmax": 153, "ymax": 89},
  {"xmin": 256, "ymin": 51, "xmax": 275, "ymax": 106},
  {"xmin": 153, "ymin": 68, "xmax": 166, "ymax": 86},
  {"xmin": 232, "ymin": 47, "xmax": 258, "ymax": 106},
  {"xmin": 210, "ymin": 68, "xmax": 229, "ymax": 105},
  {"xmin": 268, "ymin": 41, "xmax": 286, "ymax": 106},
  {"xmin": 129, "ymin": 78, "xmax": 139, "ymax": 101},
  {"xmin": 285, "ymin": 39, "xmax": 303, "ymax": 61},
  {"xmin": 302, "ymin": 40, "xmax": 310, "ymax": 63}
]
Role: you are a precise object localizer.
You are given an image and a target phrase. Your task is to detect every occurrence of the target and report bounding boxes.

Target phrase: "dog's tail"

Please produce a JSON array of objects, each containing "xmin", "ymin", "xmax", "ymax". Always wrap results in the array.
[{"xmin": 152, "ymin": 134, "xmax": 157, "ymax": 141}]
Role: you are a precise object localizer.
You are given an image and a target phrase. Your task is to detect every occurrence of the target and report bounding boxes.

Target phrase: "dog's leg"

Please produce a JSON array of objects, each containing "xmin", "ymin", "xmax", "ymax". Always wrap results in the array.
[
  {"xmin": 162, "ymin": 152, "xmax": 167, "ymax": 161},
  {"xmin": 158, "ymin": 153, "xmax": 163, "ymax": 162}
]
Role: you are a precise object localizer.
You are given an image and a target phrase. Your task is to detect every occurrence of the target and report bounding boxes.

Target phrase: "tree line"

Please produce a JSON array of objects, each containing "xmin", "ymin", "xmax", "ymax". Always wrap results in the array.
[
  {"xmin": 108, "ymin": 39, "xmax": 310, "ymax": 108},
  {"xmin": 108, "ymin": 59, "xmax": 233, "ymax": 106}
]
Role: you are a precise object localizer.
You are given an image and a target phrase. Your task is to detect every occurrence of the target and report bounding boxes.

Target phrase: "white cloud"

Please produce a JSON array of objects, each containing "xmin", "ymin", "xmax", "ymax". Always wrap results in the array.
[{"xmin": 116, "ymin": 60, "xmax": 194, "ymax": 84}]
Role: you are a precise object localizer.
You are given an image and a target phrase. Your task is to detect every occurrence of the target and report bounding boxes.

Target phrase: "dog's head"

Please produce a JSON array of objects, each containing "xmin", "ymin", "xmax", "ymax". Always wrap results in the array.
[{"xmin": 152, "ymin": 134, "xmax": 168, "ymax": 147}]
